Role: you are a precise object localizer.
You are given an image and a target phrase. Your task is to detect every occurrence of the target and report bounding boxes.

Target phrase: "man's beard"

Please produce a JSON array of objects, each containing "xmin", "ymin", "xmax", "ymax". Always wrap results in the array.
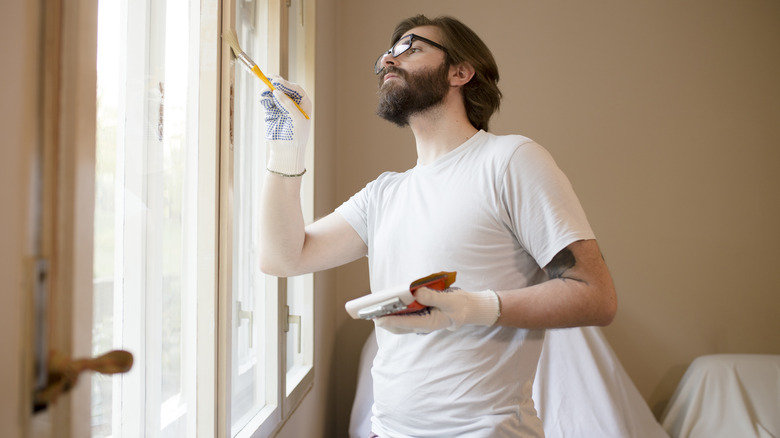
[{"xmin": 376, "ymin": 62, "xmax": 450, "ymax": 127}]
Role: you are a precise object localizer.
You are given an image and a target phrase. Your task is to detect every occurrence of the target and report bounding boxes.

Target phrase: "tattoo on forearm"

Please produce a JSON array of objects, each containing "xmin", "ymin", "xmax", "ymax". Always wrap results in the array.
[{"xmin": 546, "ymin": 248, "xmax": 576, "ymax": 280}]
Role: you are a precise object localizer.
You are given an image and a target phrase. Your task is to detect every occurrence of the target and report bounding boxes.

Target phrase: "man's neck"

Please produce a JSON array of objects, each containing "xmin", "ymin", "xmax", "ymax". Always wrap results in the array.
[{"xmin": 409, "ymin": 94, "xmax": 479, "ymax": 165}]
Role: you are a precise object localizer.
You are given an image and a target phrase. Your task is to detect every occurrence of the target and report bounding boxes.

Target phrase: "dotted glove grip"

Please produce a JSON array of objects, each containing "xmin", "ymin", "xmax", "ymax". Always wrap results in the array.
[{"xmin": 259, "ymin": 77, "xmax": 312, "ymax": 175}]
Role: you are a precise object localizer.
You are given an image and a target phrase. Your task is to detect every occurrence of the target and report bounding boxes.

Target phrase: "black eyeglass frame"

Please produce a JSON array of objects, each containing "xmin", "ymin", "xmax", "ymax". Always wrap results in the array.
[{"xmin": 374, "ymin": 33, "xmax": 449, "ymax": 75}]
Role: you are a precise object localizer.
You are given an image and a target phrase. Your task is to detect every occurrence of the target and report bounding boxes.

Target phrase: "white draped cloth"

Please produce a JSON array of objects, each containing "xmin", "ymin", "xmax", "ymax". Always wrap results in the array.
[
  {"xmin": 350, "ymin": 327, "xmax": 669, "ymax": 438},
  {"xmin": 533, "ymin": 327, "xmax": 668, "ymax": 437},
  {"xmin": 660, "ymin": 354, "xmax": 780, "ymax": 438}
]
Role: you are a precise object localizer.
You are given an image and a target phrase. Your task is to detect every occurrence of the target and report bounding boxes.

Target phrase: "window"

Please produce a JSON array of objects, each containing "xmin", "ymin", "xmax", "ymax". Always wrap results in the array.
[
  {"xmin": 92, "ymin": 0, "xmax": 214, "ymax": 435},
  {"xmin": 222, "ymin": 0, "xmax": 315, "ymax": 436},
  {"xmin": 91, "ymin": 0, "xmax": 314, "ymax": 436}
]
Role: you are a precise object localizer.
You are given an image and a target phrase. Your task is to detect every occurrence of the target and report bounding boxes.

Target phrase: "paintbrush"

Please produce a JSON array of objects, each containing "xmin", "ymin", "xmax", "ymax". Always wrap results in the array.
[{"xmin": 223, "ymin": 29, "xmax": 310, "ymax": 119}]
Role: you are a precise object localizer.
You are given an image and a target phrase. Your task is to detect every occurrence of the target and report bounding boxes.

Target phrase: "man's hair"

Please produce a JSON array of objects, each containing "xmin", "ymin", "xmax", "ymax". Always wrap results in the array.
[{"xmin": 390, "ymin": 15, "xmax": 502, "ymax": 131}]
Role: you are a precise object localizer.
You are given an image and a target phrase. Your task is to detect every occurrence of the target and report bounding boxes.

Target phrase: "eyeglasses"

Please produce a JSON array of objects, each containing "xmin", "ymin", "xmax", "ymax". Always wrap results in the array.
[{"xmin": 374, "ymin": 33, "xmax": 448, "ymax": 75}]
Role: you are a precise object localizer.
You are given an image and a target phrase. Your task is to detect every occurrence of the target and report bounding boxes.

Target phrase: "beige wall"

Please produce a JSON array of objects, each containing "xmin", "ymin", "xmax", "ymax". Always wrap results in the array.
[
  {"xmin": 1, "ymin": 0, "xmax": 40, "ymax": 436},
  {"xmin": 331, "ymin": 0, "xmax": 780, "ymax": 432}
]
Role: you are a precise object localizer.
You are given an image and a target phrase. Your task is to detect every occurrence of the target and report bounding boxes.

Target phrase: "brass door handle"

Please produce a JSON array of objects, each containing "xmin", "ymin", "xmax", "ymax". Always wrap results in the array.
[{"xmin": 34, "ymin": 349, "xmax": 133, "ymax": 412}]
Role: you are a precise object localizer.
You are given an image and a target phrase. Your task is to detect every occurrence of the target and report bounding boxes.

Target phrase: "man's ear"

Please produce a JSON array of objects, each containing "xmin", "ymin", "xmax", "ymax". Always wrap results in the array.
[{"xmin": 449, "ymin": 62, "xmax": 475, "ymax": 87}]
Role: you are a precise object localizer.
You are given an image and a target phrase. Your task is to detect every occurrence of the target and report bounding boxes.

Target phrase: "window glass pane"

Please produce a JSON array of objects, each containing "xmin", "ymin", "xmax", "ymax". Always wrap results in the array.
[
  {"xmin": 92, "ymin": 0, "xmax": 120, "ymax": 434},
  {"xmin": 230, "ymin": 0, "xmax": 273, "ymax": 435},
  {"xmin": 93, "ymin": 0, "xmax": 199, "ymax": 436},
  {"xmin": 158, "ymin": 0, "xmax": 193, "ymax": 434},
  {"xmin": 287, "ymin": 0, "xmax": 300, "ymax": 81}
]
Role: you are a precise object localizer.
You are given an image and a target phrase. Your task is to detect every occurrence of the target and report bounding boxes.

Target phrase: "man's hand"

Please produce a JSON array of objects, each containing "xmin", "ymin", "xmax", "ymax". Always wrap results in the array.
[
  {"xmin": 259, "ymin": 76, "xmax": 312, "ymax": 176},
  {"xmin": 374, "ymin": 287, "xmax": 500, "ymax": 334}
]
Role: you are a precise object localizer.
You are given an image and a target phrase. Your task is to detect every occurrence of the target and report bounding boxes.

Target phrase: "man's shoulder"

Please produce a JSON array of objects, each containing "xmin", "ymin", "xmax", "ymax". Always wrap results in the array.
[
  {"xmin": 362, "ymin": 169, "xmax": 411, "ymax": 194},
  {"xmin": 473, "ymin": 132, "xmax": 541, "ymax": 163},
  {"xmin": 373, "ymin": 168, "xmax": 410, "ymax": 183},
  {"xmin": 478, "ymin": 131, "xmax": 537, "ymax": 154}
]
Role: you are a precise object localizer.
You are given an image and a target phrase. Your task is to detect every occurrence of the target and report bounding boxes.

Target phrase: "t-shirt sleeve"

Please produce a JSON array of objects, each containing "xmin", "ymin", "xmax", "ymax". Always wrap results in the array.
[
  {"xmin": 335, "ymin": 183, "xmax": 371, "ymax": 247},
  {"xmin": 501, "ymin": 142, "xmax": 596, "ymax": 268}
]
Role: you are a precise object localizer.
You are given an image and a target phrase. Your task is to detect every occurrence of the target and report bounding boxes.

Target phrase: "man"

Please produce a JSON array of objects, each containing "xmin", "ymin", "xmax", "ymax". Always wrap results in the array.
[{"xmin": 258, "ymin": 14, "xmax": 617, "ymax": 438}]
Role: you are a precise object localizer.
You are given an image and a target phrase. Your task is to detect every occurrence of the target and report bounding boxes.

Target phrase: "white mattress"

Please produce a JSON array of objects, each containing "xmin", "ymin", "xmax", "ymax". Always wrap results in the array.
[{"xmin": 350, "ymin": 326, "xmax": 669, "ymax": 437}]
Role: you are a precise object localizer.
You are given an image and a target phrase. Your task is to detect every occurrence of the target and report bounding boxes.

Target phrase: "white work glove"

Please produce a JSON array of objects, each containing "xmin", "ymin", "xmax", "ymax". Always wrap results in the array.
[
  {"xmin": 375, "ymin": 287, "xmax": 501, "ymax": 335},
  {"xmin": 259, "ymin": 76, "xmax": 312, "ymax": 177}
]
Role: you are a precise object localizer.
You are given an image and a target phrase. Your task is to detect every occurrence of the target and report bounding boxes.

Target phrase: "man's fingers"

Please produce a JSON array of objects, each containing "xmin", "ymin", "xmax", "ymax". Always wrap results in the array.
[
  {"xmin": 412, "ymin": 287, "xmax": 440, "ymax": 306},
  {"xmin": 375, "ymin": 313, "xmax": 432, "ymax": 335},
  {"xmin": 414, "ymin": 287, "xmax": 460, "ymax": 307}
]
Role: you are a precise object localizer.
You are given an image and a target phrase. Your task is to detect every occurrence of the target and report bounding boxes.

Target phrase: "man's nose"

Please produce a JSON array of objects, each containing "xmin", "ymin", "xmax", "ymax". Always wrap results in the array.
[{"xmin": 380, "ymin": 51, "xmax": 396, "ymax": 69}]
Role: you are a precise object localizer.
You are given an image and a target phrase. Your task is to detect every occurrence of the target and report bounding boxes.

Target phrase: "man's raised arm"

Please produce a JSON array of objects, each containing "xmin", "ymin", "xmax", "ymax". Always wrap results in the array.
[{"xmin": 257, "ymin": 77, "xmax": 366, "ymax": 278}]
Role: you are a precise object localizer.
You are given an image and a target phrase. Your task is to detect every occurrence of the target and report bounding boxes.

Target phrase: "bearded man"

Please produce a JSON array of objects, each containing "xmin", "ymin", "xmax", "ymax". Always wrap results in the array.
[{"xmin": 257, "ymin": 14, "xmax": 617, "ymax": 438}]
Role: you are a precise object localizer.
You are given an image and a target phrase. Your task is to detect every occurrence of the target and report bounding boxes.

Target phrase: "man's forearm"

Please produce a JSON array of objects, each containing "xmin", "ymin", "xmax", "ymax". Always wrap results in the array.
[
  {"xmin": 495, "ymin": 277, "xmax": 616, "ymax": 329},
  {"xmin": 495, "ymin": 239, "xmax": 617, "ymax": 329},
  {"xmin": 258, "ymin": 172, "xmax": 306, "ymax": 276}
]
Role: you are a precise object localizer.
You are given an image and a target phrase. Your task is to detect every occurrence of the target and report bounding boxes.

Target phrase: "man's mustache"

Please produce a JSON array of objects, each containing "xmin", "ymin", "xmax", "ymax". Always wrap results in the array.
[{"xmin": 381, "ymin": 67, "xmax": 406, "ymax": 82}]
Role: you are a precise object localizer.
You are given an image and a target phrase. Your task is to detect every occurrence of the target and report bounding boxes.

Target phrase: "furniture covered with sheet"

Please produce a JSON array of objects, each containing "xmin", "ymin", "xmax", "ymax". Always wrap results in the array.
[{"xmin": 660, "ymin": 354, "xmax": 780, "ymax": 438}]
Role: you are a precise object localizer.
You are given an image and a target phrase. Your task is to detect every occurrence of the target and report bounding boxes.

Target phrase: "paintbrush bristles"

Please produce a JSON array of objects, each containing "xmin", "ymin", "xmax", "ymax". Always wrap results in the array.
[
  {"xmin": 223, "ymin": 29, "xmax": 255, "ymax": 70},
  {"xmin": 222, "ymin": 29, "xmax": 243, "ymax": 58}
]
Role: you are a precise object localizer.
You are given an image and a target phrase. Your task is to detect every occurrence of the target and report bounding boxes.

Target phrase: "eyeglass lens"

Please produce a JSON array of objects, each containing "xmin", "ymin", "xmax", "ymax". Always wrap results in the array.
[
  {"xmin": 374, "ymin": 35, "xmax": 413, "ymax": 74},
  {"xmin": 392, "ymin": 35, "xmax": 413, "ymax": 57}
]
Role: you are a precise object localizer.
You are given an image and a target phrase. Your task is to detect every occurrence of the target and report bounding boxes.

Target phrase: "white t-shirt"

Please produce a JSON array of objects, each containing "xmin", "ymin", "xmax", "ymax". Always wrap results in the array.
[{"xmin": 336, "ymin": 130, "xmax": 595, "ymax": 437}]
